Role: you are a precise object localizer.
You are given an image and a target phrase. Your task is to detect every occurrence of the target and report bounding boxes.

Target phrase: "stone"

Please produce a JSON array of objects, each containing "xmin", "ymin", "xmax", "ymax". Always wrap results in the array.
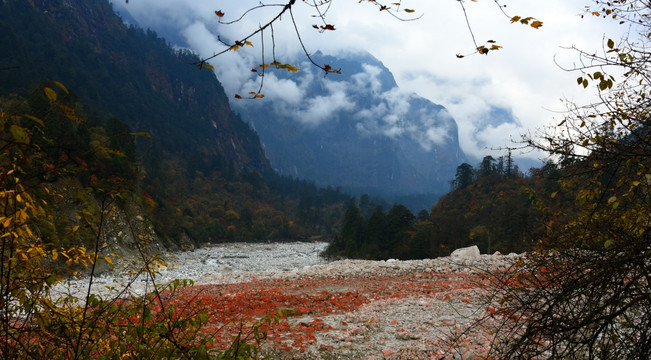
[{"xmin": 451, "ymin": 245, "xmax": 480, "ymax": 259}]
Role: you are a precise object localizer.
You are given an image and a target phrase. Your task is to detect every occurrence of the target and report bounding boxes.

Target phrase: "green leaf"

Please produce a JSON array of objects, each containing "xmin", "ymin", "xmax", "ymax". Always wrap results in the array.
[
  {"xmin": 599, "ymin": 80, "xmax": 608, "ymax": 91},
  {"xmin": 607, "ymin": 38, "xmax": 615, "ymax": 49},
  {"xmin": 9, "ymin": 124, "xmax": 29, "ymax": 144}
]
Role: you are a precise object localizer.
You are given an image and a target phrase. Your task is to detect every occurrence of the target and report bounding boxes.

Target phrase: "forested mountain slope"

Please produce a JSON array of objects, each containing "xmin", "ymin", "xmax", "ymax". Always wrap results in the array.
[{"xmin": 0, "ymin": 0, "xmax": 349, "ymax": 247}]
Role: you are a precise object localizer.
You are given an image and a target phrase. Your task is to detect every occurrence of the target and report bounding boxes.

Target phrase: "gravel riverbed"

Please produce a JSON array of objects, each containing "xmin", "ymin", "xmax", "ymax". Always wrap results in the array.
[{"xmin": 52, "ymin": 242, "xmax": 519, "ymax": 359}]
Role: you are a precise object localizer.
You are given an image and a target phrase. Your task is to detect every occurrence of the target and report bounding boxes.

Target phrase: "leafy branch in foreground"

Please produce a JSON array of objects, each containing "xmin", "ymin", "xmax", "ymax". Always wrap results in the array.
[
  {"xmin": 468, "ymin": 1, "xmax": 651, "ymax": 358},
  {"xmin": 177, "ymin": 0, "xmax": 541, "ymax": 97},
  {"xmin": 0, "ymin": 82, "xmax": 277, "ymax": 359}
]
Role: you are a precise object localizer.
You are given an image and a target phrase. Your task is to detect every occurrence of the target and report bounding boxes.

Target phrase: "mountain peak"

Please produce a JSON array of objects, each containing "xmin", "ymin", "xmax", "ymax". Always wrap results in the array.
[{"xmin": 234, "ymin": 50, "xmax": 466, "ymax": 196}]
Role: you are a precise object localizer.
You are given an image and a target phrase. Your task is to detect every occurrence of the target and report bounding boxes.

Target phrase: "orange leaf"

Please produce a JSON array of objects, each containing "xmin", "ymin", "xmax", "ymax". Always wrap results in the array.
[{"xmin": 215, "ymin": 10, "xmax": 224, "ymax": 17}]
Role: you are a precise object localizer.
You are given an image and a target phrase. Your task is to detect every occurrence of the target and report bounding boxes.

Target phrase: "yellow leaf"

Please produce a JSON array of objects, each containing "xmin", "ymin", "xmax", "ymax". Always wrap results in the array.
[
  {"xmin": 130, "ymin": 131, "xmax": 151, "ymax": 138},
  {"xmin": 244, "ymin": 40, "xmax": 254, "ymax": 47},
  {"xmin": 229, "ymin": 45, "xmax": 239, "ymax": 51},
  {"xmin": 510, "ymin": 16, "xmax": 521, "ymax": 23},
  {"xmin": 57, "ymin": 104, "xmax": 85, "ymax": 124},
  {"xmin": 104, "ymin": 256, "xmax": 113, "ymax": 265},
  {"xmin": 44, "ymin": 87, "xmax": 57, "ymax": 102},
  {"xmin": 530, "ymin": 20, "xmax": 543, "ymax": 29},
  {"xmin": 22, "ymin": 114, "xmax": 46, "ymax": 128},
  {"xmin": 404, "ymin": 9, "xmax": 415, "ymax": 13},
  {"xmin": 72, "ymin": 225, "xmax": 80, "ymax": 232},
  {"xmin": 255, "ymin": 94, "xmax": 265, "ymax": 98},
  {"xmin": 104, "ymin": 148, "xmax": 126, "ymax": 157},
  {"xmin": 52, "ymin": 249, "xmax": 58, "ymax": 261},
  {"xmin": 203, "ymin": 63, "xmax": 215, "ymax": 70},
  {"xmin": 52, "ymin": 81, "xmax": 69, "ymax": 94}
]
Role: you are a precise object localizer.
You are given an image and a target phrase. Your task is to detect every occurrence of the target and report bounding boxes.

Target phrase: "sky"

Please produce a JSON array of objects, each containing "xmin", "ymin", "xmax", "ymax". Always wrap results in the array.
[{"xmin": 109, "ymin": 0, "xmax": 625, "ymax": 162}]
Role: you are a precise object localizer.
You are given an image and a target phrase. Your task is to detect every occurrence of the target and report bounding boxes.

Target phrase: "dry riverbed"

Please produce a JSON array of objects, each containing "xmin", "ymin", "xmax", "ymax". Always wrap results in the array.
[{"xmin": 53, "ymin": 242, "xmax": 518, "ymax": 359}]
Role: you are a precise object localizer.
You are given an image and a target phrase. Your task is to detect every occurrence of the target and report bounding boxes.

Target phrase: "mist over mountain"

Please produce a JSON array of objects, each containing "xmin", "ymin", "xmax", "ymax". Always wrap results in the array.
[{"xmin": 233, "ymin": 51, "xmax": 466, "ymax": 196}]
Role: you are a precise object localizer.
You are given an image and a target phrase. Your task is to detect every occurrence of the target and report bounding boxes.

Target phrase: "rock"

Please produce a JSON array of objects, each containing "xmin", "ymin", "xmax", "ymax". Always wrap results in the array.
[{"xmin": 451, "ymin": 245, "xmax": 480, "ymax": 259}]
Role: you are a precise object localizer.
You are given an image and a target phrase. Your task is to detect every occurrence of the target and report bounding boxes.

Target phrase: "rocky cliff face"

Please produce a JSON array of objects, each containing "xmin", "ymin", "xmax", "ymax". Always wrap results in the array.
[{"xmin": 234, "ymin": 51, "xmax": 466, "ymax": 196}]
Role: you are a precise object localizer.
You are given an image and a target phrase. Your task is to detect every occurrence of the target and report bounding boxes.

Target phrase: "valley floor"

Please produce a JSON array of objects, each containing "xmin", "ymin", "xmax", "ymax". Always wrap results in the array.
[{"xmin": 54, "ymin": 242, "xmax": 518, "ymax": 359}]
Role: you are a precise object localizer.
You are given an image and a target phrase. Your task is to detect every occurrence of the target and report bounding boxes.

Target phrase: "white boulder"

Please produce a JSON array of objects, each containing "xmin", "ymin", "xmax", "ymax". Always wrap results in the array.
[{"xmin": 450, "ymin": 245, "xmax": 480, "ymax": 259}]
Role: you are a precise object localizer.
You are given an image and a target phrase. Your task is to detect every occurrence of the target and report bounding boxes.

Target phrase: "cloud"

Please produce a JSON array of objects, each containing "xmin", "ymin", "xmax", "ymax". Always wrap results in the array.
[
  {"xmin": 351, "ymin": 64, "xmax": 383, "ymax": 93},
  {"xmin": 109, "ymin": 0, "xmax": 628, "ymax": 161},
  {"xmin": 290, "ymin": 79, "xmax": 355, "ymax": 126}
]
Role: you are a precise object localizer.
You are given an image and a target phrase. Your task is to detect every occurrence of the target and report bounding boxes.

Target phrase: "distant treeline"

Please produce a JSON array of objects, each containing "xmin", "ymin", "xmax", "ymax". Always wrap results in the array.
[{"xmin": 323, "ymin": 154, "xmax": 562, "ymax": 260}]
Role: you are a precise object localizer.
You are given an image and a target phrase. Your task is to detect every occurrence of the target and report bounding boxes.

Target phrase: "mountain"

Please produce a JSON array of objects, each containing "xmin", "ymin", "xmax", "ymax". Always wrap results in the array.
[
  {"xmin": 0, "ymin": 0, "xmax": 350, "ymax": 246},
  {"xmin": 233, "ymin": 51, "xmax": 466, "ymax": 197},
  {"xmin": 0, "ymin": 0, "xmax": 268, "ymax": 174}
]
